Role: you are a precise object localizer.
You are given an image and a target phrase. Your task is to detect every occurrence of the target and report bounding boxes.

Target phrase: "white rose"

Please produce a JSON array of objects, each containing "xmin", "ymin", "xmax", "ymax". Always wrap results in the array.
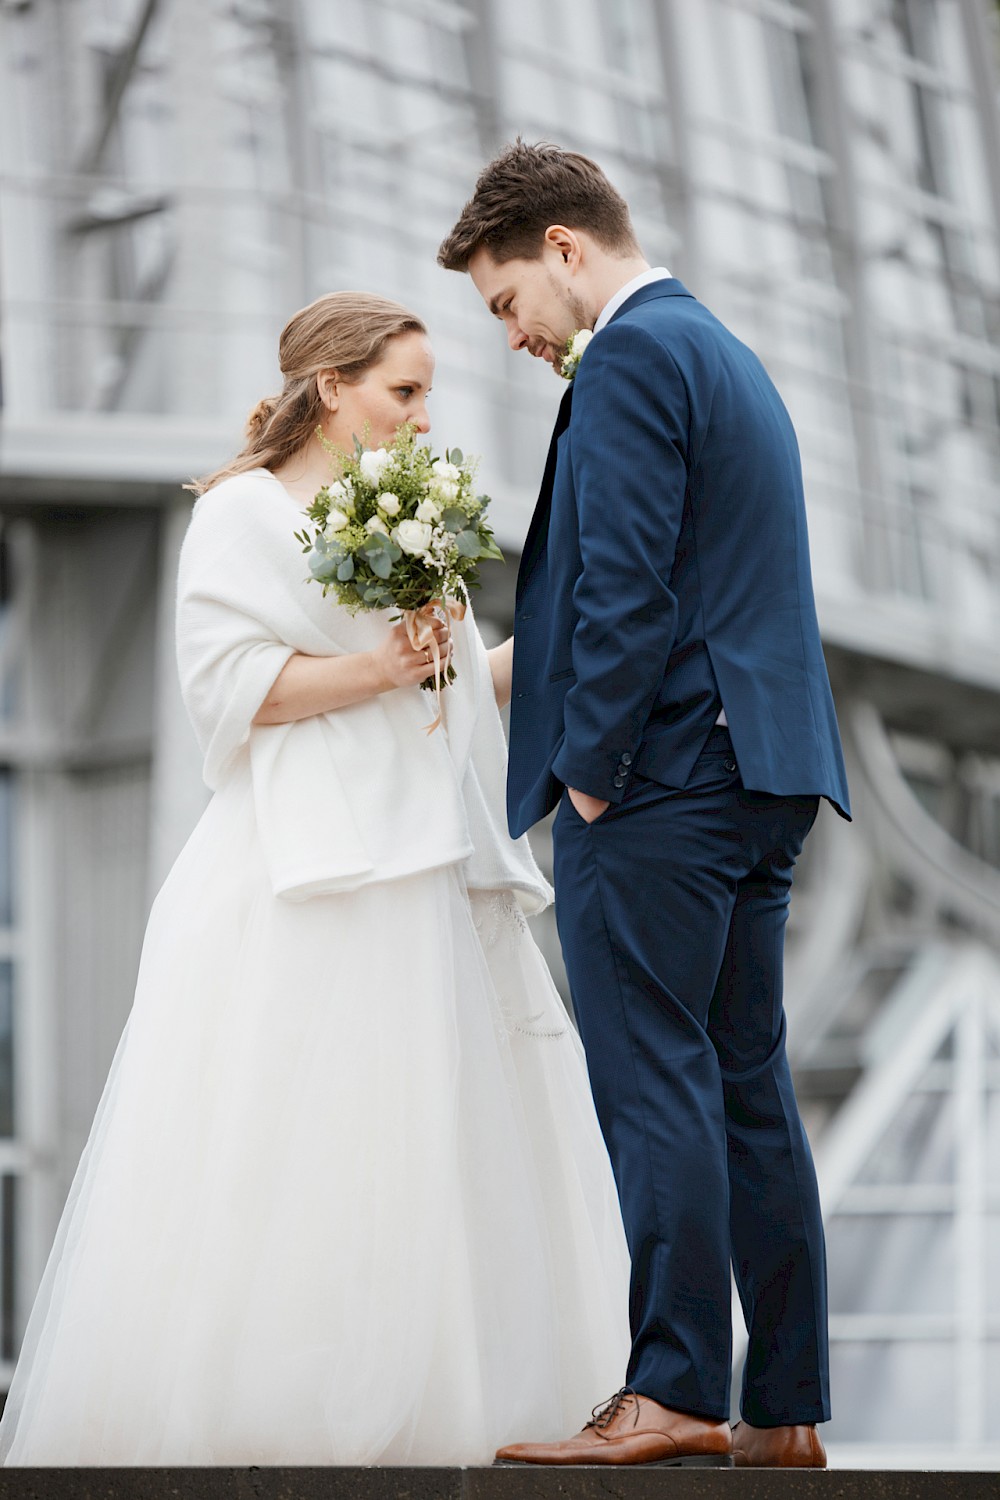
[
  {"xmin": 432, "ymin": 459, "xmax": 461, "ymax": 482},
  {"xmin": 430, "ymin": 478, "xmax": 459, "ymax": 504},
  {"xmin": 327, "ymin": 478, "xmax": 353, "ymax": 509},
  {"xmin": 379, "ymin": 491, "xmax": 402, "ymax": 516},
  {"xmin": 394, "ymin": 519, "xmax": 433, "ymax": 555},
  {"xmin": 416, "ymin": 497, "xmax": 442, "ymax": 523},
  {"xmin": 570, "ymin": 328, "xmax": 593, "ymax": 359},
  {"xmin": 365, "ymin": 515, "xmax": 389, "ymax": 535},
  {"xmin": 359, "ymin": 448, "xmax": 392, "ymax": 484},
  {"xmin": 324, "ymin": 508, "xmax": 350, "ymax": 534}
]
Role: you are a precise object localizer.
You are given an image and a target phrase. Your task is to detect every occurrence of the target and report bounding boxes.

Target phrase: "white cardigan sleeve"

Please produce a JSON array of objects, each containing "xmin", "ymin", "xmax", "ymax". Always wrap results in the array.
[{"xmin": 175, "ymin": 482, "xmax": 295, "ymax": 790}]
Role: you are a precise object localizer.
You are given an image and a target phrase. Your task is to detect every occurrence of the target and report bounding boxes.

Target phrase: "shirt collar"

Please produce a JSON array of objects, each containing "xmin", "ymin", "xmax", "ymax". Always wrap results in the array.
[{"xmin": 593, "ymin": 266, "xmax": 673, "ymax": 334}]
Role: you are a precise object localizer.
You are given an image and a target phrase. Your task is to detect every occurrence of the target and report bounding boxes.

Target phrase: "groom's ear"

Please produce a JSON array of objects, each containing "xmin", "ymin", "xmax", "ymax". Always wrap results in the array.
[
  {"xmin": 543, "ymin": 225, "xmax": 583, "ymax": 270},
  {"xmin": 317, "ymin": 369, "xmax": 340, "ymax": 412}
]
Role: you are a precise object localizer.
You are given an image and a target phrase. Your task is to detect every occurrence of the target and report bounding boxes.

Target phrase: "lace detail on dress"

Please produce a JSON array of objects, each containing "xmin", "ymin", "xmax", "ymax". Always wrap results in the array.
[
  {"xmin": 473, "ymin": 890, "xmax": 529, "ymax": 948},
  {"xmin": 470, "ymin": 890, "xmax": 568, "ymax": 1041}
]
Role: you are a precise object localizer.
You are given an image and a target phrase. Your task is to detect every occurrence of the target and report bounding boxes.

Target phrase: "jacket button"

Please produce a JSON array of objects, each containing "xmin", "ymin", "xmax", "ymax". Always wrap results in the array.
[
  {"xmin": 617, "ymin": 763, "xmax": 629, "ymax": 776},
  {"xmin": 613, "ymin": 774, "xmax": 626, "ymax": 789},
  {"xmin": 621, "ymin": 752, "xmax": 632, "ymax": 766},
  {"xmin": 725, "ymin": 758, "xmax": 737, "ymax": 773}
]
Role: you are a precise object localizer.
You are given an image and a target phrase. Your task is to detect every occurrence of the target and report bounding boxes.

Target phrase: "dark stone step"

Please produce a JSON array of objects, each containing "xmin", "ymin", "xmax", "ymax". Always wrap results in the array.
[{"xmin": 0, "ymin": 1470, "xmax": 997, "ymax": 1500}]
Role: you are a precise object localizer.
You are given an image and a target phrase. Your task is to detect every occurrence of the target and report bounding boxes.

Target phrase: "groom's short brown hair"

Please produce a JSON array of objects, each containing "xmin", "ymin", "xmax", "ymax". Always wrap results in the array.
[{"xmin": 437, "ymin": 139, "xmax": 639, "ymax": 272}]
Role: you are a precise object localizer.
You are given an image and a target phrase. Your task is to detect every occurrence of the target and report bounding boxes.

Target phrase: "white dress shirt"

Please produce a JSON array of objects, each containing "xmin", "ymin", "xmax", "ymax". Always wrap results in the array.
[{"xmin": 594, "ymin": 266, "xmax": 673, "ymax": 333}]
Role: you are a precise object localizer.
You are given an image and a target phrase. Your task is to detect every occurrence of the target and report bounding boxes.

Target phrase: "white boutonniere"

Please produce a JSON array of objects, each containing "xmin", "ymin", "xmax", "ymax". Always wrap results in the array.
[{"xmin": 561, "ymin": 328, "xmax": 593, "ymax": 382}]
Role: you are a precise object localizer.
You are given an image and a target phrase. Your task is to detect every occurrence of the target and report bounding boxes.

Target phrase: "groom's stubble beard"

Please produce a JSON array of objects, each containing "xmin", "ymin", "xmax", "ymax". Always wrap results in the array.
[{"xmin": 546, "ymin": 273, "xmax": 591, "ymax": 377}]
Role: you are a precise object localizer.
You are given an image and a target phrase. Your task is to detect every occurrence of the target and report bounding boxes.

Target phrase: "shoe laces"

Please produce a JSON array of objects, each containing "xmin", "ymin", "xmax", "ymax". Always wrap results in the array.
[{"xmin": 586, "ymin": 1386, "xmax": 639, "ymax": 1432}]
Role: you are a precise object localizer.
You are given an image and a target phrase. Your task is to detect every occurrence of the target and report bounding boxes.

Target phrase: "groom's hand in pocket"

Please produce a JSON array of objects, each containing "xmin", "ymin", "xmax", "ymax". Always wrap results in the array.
[{"xmin": 568, "ymin": 787, "xmax": 611, "ymax": 824}]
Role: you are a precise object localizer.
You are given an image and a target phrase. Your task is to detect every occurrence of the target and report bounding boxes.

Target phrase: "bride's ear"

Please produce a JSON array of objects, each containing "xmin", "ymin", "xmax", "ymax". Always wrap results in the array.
[{"xmin": 317, "ymin": 369, "xmax": 340, "ymax": 413}]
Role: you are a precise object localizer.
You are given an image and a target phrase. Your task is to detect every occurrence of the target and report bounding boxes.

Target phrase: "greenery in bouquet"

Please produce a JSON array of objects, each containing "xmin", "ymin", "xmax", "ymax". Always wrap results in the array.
[{"xmin": 294, "ymin": 424, "xmax": 503, "ymax": 688}]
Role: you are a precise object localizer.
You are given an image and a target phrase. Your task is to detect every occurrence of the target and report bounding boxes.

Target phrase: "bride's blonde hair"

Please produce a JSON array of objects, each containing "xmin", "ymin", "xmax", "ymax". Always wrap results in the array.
[{"xmin": 189, "ymin": 291, "xmax": 428, "ymax": 496}]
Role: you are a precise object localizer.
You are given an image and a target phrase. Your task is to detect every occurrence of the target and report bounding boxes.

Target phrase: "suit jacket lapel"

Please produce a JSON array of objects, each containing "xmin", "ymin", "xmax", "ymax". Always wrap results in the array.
[
  {"xmin": 516, "ymin": 383, "xmax": 573, "ymax": 599},
  {"xmin": 515, "ymin": 286, "xmax": 688, "ymax": 595}
]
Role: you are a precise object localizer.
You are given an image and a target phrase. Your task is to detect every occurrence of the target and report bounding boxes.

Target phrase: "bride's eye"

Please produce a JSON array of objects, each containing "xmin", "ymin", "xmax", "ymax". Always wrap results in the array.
[{"xmin": 396, "ymin": 386, "xmax": 415, "ymax": 400}]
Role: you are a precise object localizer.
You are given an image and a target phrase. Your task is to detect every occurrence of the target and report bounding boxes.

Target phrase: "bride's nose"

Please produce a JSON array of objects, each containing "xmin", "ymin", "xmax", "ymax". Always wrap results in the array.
[{"xmin": 412, "ymin": 400, "xmax": 431, "ymax": 434}]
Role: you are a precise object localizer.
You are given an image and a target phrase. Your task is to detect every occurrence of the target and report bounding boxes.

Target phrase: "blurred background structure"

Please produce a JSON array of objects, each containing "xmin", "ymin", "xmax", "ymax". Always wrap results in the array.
[{"xmin": 1, "ymin": 0, "xmax": 999, "ymax": 1469}]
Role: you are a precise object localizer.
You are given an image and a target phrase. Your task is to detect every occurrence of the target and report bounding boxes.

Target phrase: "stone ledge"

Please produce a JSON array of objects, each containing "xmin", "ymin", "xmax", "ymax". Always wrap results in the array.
[{"xmin": 0, "ymin": 1470, "xmax": 998, "ymax": 1500}]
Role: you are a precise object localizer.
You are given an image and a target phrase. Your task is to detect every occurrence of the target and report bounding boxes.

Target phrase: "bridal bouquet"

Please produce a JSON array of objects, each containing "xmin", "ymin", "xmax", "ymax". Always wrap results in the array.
[{"xmin": 294, "ymin": 424, "xmax": 503, "ymax": 714}]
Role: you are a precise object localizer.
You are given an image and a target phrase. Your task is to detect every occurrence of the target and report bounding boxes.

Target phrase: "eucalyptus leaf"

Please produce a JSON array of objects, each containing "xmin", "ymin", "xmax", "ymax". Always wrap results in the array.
[
  {"xmin": 448, "ymin": 447, "xmax": 464, "ymax": 465},
  {"xmin": 336, "ymin": 557, "xmax": 355, "ymax": 581},
  {"xmin": 369, "ymin": 550, "xmax": 393, "ymax": 580},
  {"xmin": 442, "ymin": 507, "xmax": 467, "ymax": 533},
  {"xmin": 456, "ymin": 529, "xmax": 482, "ymax": 558},
  {"xmin": 308, "ymin": 551, "xmax": 340, "ymax": 581}
]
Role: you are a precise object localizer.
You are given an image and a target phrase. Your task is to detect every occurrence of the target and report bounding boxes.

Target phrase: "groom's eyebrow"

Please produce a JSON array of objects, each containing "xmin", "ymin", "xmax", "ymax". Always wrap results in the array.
[{"xmin": 487, "ymin": 289, "xmax": 511, "ymax": 317}]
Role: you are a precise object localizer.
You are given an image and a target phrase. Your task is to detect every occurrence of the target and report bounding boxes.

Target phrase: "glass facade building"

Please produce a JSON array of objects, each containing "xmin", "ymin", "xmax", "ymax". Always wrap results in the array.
[{"xmin": 1, "ymin": 0, "xmax": 999, "ymax": 1466}]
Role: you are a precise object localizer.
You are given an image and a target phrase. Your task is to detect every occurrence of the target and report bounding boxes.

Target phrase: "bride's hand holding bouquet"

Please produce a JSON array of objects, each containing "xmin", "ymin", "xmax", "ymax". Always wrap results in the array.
[{"xmin": 370, "ymin": 609, "xmax": 454, "ymax": 692}]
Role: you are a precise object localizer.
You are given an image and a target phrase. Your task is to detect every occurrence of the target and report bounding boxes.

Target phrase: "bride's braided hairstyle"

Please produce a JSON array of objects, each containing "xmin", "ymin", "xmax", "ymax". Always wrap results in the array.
[{"xmin": 189, "ymin": 291, "xmax": 427, "ymax": 496}]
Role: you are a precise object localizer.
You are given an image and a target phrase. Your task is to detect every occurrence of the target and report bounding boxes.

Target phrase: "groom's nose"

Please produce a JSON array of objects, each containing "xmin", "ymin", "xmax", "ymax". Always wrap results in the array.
[{"xmin": 508, "ymin": 321, "xmax": 530, "ymax": 353}]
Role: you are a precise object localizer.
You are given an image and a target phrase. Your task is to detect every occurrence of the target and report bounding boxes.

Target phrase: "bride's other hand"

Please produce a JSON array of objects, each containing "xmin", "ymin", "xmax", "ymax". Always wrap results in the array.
[{"xmin": 372, "ymin": 614, "xmax": 452, "ymax": 691}]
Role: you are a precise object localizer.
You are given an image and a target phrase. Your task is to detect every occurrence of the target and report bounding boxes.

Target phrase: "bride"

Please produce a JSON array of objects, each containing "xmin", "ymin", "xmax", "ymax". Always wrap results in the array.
[{"xmin": 0, "ymin": 291, "xmax": 630, "ymax": 1466}]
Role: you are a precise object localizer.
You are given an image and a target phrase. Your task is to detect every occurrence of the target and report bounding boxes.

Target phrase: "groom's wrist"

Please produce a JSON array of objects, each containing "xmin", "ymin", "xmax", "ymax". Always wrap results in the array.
[{"xmin": 554, "ymin": 749, "xmax": 633, "ymax": 804}]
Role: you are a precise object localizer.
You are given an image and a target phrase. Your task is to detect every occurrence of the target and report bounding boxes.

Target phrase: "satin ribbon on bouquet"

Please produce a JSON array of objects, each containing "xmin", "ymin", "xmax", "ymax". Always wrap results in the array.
[{"xmin": 403, "ymin": 597, "xmax": 466, "ymax": 733}]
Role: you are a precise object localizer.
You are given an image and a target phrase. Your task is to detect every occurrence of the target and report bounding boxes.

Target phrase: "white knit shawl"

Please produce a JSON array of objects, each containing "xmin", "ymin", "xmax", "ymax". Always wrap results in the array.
[{"xmin": 175, "ymin": 470, "xmax": 552, "ymax": 913}]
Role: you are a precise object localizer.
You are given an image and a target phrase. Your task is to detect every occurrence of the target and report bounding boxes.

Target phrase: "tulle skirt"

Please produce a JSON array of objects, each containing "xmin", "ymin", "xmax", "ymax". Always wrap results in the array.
[{"xmin": 0, "ymin": 766, "xmax": 630, "ymax": 1464}]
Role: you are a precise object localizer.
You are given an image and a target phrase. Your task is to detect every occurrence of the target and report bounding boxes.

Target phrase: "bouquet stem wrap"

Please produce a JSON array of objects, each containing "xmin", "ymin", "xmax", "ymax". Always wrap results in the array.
[{"xmin": 404, "ymin": 597, "xmax": 467, "ymax": 733}]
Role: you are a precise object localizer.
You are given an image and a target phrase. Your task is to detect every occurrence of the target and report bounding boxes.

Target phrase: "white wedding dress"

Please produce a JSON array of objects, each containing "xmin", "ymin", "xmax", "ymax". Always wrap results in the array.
[{"xmin": 0, "ymin": 473, "xmax": 630, "ymax": 1467}]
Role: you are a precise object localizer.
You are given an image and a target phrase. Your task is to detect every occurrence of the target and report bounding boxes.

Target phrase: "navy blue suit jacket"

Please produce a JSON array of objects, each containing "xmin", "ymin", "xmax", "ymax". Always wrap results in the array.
[{"xmin": 507, "ymin": 279, "xmax": 851, "ymax": 839}]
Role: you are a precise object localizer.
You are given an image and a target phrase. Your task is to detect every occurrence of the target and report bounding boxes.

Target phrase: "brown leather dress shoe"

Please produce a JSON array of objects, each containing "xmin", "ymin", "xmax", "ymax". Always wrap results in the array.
[
  {"xmin": 732, "ymin": 1419, "xmax": 827, "ymax": 1467},
  {"xmin": 494, "ymin": 1388, "xmax": 733, "ymax": 1468}
]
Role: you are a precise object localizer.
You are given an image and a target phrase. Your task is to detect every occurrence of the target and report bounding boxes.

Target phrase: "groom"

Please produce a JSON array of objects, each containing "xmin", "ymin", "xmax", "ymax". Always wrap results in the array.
[{"xmin": 439, "ymin": 141, "xmax": 850, "ymax": 1471}]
